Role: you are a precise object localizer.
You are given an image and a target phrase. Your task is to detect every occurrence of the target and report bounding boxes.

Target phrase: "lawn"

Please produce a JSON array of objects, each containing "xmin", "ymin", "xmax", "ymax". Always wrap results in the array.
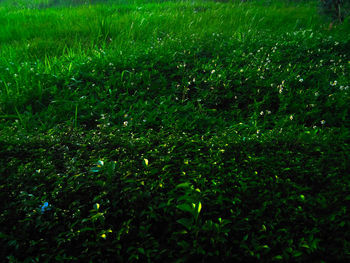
[{"xmin": 0, "ymin": 0, "xmax": 349, "ymax": 261}]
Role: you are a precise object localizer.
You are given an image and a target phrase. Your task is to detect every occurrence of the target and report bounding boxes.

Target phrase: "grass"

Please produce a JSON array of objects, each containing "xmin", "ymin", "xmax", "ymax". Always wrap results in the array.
[{"xmin": 0, "ymin": 0, "xmax": 349, "ymax": 262}]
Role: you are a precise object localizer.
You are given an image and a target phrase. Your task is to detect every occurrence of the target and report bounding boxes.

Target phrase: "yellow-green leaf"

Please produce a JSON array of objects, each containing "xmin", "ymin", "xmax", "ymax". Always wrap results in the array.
[{"xmin": 197, "ymin": 202, "xmax": 202, "ymax": 214}]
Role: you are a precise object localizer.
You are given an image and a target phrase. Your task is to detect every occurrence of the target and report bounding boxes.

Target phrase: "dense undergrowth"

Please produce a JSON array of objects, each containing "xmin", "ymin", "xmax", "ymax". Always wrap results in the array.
[{"xmin": 0, "ymin": 0, "xmax": 349, "ymax": 262}]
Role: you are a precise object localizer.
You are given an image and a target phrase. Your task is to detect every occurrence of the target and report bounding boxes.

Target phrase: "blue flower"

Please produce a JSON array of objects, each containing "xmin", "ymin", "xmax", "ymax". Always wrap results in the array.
[
  {"xmin": 41, "ymin": 202, "xmax": 51, "ymax": 213},
  {"xmin": 90, "ymin": 160, "xmax": 104, "ymax": 173}
]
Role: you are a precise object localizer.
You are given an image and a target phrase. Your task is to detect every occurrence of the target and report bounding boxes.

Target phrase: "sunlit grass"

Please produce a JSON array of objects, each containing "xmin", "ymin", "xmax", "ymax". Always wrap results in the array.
[{"xmin": 2, "ymin": 0, "xmax": 346, "ymax": 132}]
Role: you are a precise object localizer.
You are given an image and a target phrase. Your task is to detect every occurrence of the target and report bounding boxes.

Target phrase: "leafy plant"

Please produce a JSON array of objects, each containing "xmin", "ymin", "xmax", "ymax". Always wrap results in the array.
[{"xmin": 0, "ymin": 0, "xmax": 349, "ymax": 262}]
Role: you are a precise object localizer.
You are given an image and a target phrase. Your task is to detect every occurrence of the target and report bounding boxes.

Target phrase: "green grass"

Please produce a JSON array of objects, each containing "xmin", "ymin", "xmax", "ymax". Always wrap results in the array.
[{"xmin": 0, "ymin": 0, "xmax": 349, "ymax": 262}]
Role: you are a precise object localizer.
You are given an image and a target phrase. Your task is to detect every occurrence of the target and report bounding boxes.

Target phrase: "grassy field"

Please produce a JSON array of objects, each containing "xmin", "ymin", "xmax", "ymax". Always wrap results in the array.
[{"xmin": 0, "ymin": 0, "xmax": 349, "ymax": 261}]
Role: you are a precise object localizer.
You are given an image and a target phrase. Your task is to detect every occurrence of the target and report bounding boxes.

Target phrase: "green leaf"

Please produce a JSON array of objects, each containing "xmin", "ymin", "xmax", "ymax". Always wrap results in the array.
[
  {"xmin": 292, "ymin": 250, "xmax": 303, "ymax": 257},
  {"xmin": 176, "ymin": 182, "xmax": 191, "ymax": 189},
  {"xmin": 177, "ymin": 218, "xmax": 193, "ymax": 230},
  {"xmin": 301, "ymin": 243, "xmax": 310, "ymax": 249},
  {"xmin": 177, "ymin": 203, "xmax": 194, "ymax": 214},
  {"xmin": 78, "ymin": 227, "xmax": 95, "ymax": 233}
]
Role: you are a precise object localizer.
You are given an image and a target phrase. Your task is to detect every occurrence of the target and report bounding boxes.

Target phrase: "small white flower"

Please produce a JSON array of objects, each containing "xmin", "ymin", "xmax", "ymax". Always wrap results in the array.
[
  {"xmin": 299, "ymin": 78, "xmax": 303, "ymax": 82},
  {"xmin": 321, "ymin": 120, "xmax": 326, "ymax": 125},
  {"xmin": 123, "ymin": 121, "xmax": 128, "ymax": 127},
  {"xmin": 211, "ymin": 70, "xmax": 215, "ymax": 74},
  {"xmin": 290, "ymin": 115, "xmax": 293, "ymax": 120},
  {"xmin": 260, "ymin": 111, "xmax": 264, "ymax": 116}
]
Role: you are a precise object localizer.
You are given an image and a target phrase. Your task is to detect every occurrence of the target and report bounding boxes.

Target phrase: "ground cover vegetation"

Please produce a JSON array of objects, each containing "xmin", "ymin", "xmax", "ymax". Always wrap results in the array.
[{"xmin": 0, "ymin": 0, "xmax": 349, "ymax": 261}]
